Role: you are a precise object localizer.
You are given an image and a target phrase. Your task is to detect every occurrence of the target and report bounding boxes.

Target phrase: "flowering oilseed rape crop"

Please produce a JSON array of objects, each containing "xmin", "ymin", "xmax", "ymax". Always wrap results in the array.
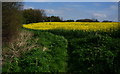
[{"xmin": 23, "ymin": 22, "xmax": 120, "ymax": 31}]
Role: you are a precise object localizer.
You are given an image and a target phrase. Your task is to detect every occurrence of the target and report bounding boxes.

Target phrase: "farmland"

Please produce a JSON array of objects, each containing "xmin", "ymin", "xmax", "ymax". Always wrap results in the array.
[
  {"xmin": 2, "ymin": 2, "xmax": 120, "ymax": 73},
  {"xmin": 1, "ymin": 21, "xmax": 120, "ymax": 74},
  {"xmin": 3, "ymin": 22, "xmax": 120, "ymax": 73},
  {"xmin": 23, "ymin": 22, "xmax": 119, "ymax": 31},
  {"xmin": 0, "ymin": 2, "xmax": 120, "ymax": 74},
  {"xmin": 22, "ymin": 22, "xmax": 120, "ymax": 73}
]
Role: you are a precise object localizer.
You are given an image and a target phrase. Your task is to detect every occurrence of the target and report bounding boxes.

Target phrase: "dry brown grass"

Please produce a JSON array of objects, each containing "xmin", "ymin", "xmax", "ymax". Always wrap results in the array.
[{"xmin": 2, "ymin": 29, "xmax": 40, "ymax": 64}]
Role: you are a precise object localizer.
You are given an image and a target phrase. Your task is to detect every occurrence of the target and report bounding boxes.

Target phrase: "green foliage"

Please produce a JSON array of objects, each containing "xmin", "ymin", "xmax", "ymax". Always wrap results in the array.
[
  {"xmin": 47, "ymin": 29, "xmax": 120, "ymax": 73},
  {"xmin": 45, "ymin": 16, "xmax": 62, "ymax": 22},
  {"xmin": 3, "ymin": 27, "xmax": 120, "ymax": 73},
  {"xmin": 76, "ymin": 19, "xmax": 99, "ymax": 22},
  {"xmin": 3, "ymin": 57, "xmax": 21, "ymax": 72},
  {"xmin": 32, "ymin": 32, "xmax": 68, "ymax": 72},
  {"xmin": 64, "ymin": 19, "xmax": 74, "ymax": 22},
  {"xmin": 3, "ymin": 31, "xmax": 68, "ymax": 72},
  {"xmin": 68, "ymin": 34, "xmax": 118, "ymax": 73},
  {"xmin": 19, "ymin": 48, "xmax": 51, "ymax": 72},
  {"xmin": 22, "ymin": 9, "xmax": 46, "ymax": 24}
]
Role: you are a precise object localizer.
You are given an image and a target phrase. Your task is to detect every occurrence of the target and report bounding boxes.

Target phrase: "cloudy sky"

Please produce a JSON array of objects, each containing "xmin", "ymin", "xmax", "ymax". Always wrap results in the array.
[
  {"xmin": 23, "ymin": 2, "xmax": 118, "ymax": 21},
  {"xmin": 24, "ymin": 0, "xmax": 119, "ymax": 2}
]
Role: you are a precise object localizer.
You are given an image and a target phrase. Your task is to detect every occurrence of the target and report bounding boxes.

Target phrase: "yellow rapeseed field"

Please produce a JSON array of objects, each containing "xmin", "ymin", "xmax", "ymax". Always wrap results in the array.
[{"xmin": 23, "ymin": 22, "xmax": 120, "ymax": 31}]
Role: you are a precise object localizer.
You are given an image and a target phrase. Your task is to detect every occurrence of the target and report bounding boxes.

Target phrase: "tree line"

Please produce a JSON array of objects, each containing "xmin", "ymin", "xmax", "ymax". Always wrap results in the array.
[{"xmin": 22, "ymin": 8, "xmax": 113, "ymax": 24}]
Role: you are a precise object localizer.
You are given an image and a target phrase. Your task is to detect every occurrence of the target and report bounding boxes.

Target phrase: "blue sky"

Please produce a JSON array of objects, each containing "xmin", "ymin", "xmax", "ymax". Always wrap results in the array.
[
  {"xmin": 23, "ymin": 2, "xmax": 118, "ymax": 21},
  {"xmin": 24, "ymin": 0, "xmax": 119, "ymax": 2}
]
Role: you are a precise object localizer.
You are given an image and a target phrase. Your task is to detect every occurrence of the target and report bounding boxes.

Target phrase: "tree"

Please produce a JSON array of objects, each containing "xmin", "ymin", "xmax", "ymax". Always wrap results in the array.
[
  {"xmin": 64, "ymin": 20, "xmax": 74, "ymax": 22},
  {"xmin": 22, "ymin": 9, "xmax": 46, "ymax": 24},
  {"xmin": 94, "ymin": 19, "xmax": 99, "ymax": 22},
  {"xmin": 102, "ymin": 20, "xmax": 112, "ymax": 22},
  {"xmin": 45, "ymin": 16, "xmax": 62, "ymax": 22},
  {"xmin": 76, "ymin": 19, "xmax": 99, "ymax": 22},
  {"xmin": 92, "ymin": 19, "xmax": 99, "ymax": 22},
  {"xmin": 76, "ymin": 19, "xmax": 93, "ymax": 22},
  {"xmin": 2, "ymin": 2, "xmax": 23, "ymax": 45}
]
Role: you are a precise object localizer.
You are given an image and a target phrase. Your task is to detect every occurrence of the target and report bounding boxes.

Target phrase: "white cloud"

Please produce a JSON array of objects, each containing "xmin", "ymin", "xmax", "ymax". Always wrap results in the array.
[
  {"xmin": 107, "ymin": 0, "xmax": 119, "ymax": 1},
  {"xmin": 110, "ymin": 5, "xmax": 118, "ymax": 10},
  {"xmin": 23, "ymin": 5, "xmax": 34, "ymax": 9},
  {"xmin": 93, "ymin": 13, "xmax": 107, "ymax": 18},
  {"xmin": 45, "ymin": 9, "xmax": 64, "ymax": 15}
]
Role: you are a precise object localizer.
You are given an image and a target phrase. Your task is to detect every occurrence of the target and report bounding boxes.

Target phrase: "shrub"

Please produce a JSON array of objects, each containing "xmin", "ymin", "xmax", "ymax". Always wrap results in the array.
[
  {"xmin": 47, "ymin": 29, "xmax": 120, "ymax": 73},
  {"xmin": 68, "ymin": 34, "xmax": 118, "ymax": 73},
  {"xmin": 3, "ymin": 31, "xmax": 68, "ymax": 72}
]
